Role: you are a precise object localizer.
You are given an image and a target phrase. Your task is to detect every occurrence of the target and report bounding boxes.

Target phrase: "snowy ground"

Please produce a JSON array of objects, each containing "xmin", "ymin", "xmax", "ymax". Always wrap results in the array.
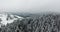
[{"xmin": 0, "ymin": 14, "xmax": 24, "ymax": 27}]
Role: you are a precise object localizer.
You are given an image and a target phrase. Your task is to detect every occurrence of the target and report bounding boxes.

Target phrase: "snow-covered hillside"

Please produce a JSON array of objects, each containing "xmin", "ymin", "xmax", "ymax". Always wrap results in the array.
[{"xmin": 0, "ymin": 14, "xmax": 24, "ymax": 27}]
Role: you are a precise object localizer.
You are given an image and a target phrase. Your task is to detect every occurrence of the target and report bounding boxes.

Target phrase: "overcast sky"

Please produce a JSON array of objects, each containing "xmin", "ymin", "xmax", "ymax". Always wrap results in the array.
[{"xmin": 0, "ymin": 0, "xmax": 60, "ymax": 13}]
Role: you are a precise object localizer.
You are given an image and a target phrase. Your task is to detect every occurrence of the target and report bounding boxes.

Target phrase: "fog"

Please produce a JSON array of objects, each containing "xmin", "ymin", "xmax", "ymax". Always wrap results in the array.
[{"xmin": 0, "ymin": 0, "xmax": 60, "ymax": 13}]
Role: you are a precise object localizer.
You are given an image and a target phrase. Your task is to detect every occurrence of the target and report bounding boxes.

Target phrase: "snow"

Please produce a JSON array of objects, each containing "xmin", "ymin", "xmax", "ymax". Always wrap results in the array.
[{"xmin": 0, "ymin": 14, "xmax": 23, "ymax": 27}]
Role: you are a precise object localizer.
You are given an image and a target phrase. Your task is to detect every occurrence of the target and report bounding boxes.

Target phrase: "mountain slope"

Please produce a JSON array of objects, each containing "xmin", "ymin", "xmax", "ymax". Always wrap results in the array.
[
  {"xmin": 0, "ymin": 13, "xmax": 60, "ymax": 32},
  {"xmin": 0, "ymin": 14, "xmax": 24, "ymax": 27}
]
